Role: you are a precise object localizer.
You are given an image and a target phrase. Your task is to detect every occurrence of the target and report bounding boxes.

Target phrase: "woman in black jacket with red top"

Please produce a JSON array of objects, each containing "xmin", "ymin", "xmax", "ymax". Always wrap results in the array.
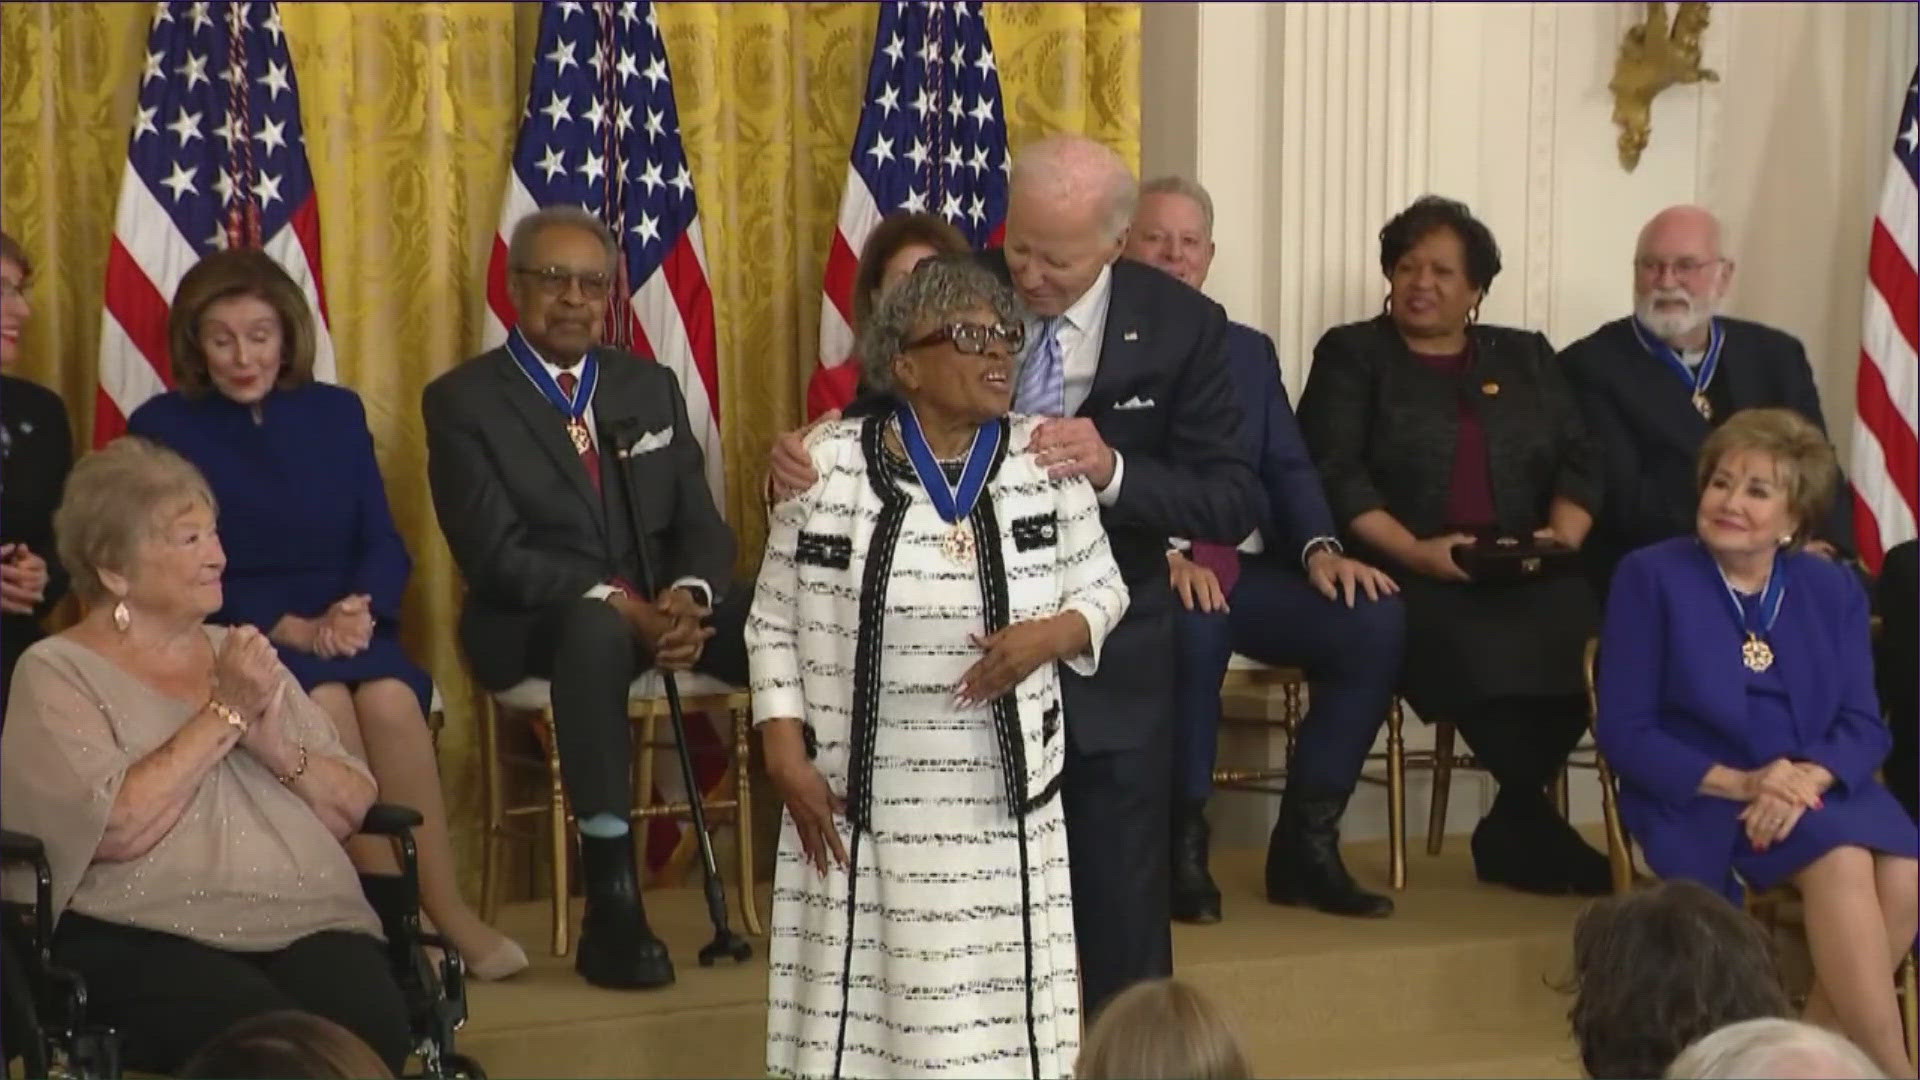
[{"xmin": 1296, "ymin": 195, "xmax": 1608, "ymax": 896}]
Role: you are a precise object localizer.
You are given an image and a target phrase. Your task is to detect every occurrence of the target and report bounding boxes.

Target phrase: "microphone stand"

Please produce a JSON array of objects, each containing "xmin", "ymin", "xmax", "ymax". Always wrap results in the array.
[{"xmin": 603, "ymin": 416, "xmax": 753, "ymax": 967}]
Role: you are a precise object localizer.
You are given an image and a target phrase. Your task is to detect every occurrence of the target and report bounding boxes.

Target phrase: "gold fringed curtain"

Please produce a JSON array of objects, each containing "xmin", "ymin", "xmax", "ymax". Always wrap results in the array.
[{"xmin": 0, "ymin": 2, "xmax": 1139, "ymax": 892}]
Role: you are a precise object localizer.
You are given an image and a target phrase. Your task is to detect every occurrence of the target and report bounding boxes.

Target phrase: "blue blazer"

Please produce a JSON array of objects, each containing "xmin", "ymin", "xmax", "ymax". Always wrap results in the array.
[
  {"xmin": 1596, "ymin": 537, "xmax": 1891, "ymax": 888},
  {"xmin": 1222, "ymin": 321, "xmax": 1335, "ymax": 562}
]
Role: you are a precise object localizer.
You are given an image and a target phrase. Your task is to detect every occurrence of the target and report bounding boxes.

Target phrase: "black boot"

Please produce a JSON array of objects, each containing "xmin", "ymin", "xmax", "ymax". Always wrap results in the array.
[
  {"xmin": 1471, "ymin": 787, "xmax": 1571, "ymax": 895},
  {"xmin": 1266, "ymin": 784, "xmax": 1394, "ymax": 918},
  {"xmin": 575, "ymin": 833, "xmax": 676, "ymax": 990},
  {"xmin": 1170, "ymin": 800, "xmax": 1223, "ymax": 924},
  {"xmin": 1534, "ymin": 796, "xmax": 1614, "ymax": 896}
]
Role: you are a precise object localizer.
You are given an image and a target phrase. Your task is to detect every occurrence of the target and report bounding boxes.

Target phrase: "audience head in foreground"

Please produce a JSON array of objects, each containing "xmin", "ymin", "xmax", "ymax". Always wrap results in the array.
[
  {"xmin": 179, "ymin": 1010, "xmax": 394, "ymax": 1080},
  {"xmin": 1567, "ymin": 879, "xmax": 1789, "ymax": 1079},
  {"xmin": 1665, "ymin": 1018, "xmax": 1886, "ymax": 1080},
  {"xmin": 1076, "ymin": 978, "xmax": 1251, "ymax": 1080}
]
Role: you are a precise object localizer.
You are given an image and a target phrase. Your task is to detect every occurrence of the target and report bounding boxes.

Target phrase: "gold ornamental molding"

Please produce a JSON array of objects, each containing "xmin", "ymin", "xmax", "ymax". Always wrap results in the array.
[{"xmin": 1609, "ymin": 1, "xmax": 1718, "ymax": 171}]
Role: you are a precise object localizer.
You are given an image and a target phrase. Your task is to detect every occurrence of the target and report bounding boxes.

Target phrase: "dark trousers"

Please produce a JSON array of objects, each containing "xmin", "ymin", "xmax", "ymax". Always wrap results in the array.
[
  {"xmin": 1063, "ymin": 694, "xmax": 1175, "ymax": 1019},
  {"xmin": 1172, "ymin": 556, "xmax": 1406, "ymax": 801},
  {"xmin": 526, "ymin": 585, "xmax": 752, "ymax": 820},
  {"xmin": 52, "ymin": 913, "xmax": 411, "ymax": 1075},
  {"xmin": 1452, "ymin": 695, "xmax": 1589, "ymax": 796}
]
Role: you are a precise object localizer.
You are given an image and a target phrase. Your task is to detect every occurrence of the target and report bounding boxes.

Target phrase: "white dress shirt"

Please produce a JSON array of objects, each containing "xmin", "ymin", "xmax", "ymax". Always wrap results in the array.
[
  {"xmin": 1028, "ymin": 263, "xmax": 1125, "ymax": 505},
  {"xmin": 514, "ymin": 342, "xmax": 710, "ymax": 605}
]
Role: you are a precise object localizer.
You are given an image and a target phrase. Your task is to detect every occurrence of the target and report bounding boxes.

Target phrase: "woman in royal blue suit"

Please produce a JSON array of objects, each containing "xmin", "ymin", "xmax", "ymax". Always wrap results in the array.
[
  {"xmin": 129, "ymin": 250, "xmax": 524, "ymax": 980},
  {"xmin": 1597, "ymin": 408, "xmax": 1916, "ymax": 1076}
]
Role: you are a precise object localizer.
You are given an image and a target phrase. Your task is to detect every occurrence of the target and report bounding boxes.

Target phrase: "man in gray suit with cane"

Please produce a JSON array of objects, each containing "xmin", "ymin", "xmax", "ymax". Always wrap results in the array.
[{"xmin": 424, "ymin": 206, "xmax": 746, "ymax": 990}]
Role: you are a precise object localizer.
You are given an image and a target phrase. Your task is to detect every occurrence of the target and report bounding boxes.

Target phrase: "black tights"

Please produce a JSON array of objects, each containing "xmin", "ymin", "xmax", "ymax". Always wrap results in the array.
[{"xmin": 1452, "ymin": 694, "xmax": 1588, "ymax": 805}]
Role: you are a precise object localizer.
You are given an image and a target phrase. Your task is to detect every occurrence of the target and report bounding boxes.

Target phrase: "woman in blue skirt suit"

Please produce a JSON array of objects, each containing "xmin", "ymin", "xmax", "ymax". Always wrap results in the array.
[
  {"xmin": 1597, "ymin": 408, "xmax": 1916, "ymax": 1075},
  {"xmin": 129, "ymin": 250, "xmax": 524, "ymax": 980}
]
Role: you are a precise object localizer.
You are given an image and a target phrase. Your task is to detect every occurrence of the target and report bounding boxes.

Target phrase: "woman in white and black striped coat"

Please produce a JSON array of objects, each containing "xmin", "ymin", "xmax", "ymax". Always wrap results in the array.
[{"xmin": 748, "ymin": 256, "xmax": 1129, "ymax": 1079}]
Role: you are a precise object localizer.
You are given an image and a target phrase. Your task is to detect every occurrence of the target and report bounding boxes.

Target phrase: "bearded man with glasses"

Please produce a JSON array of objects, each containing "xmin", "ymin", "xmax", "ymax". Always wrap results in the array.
[
  {"xmin": 1561, "ymin": 204, "xmax": 1855, "ymax": 598},
  {"xmin": 422, "ymin": 205, "xmax": 745, "ymax": 990}
]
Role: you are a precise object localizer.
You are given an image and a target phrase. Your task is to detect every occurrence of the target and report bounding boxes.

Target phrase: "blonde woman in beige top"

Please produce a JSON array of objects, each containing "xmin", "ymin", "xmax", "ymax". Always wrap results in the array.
[{"xmin": 0, "ymin": 438, "xmax": 411, "ymax": 1075}]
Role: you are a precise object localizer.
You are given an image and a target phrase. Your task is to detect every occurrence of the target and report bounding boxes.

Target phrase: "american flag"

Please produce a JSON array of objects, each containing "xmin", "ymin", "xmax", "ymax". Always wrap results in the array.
[
  {"xmin": 485, "ymin": 0, "xmax": 724, "ymax": 878},
  {"xmin": 96, "ymin": 0, "xmax": 333, "ymax": 446},
  {"xmin": 483, "ymin": 0, "xmax": 722, "ymax": 503},
  {"xmin": 1850, "ymin": 69, "xmax": 1919, "ymax": 573},
  {"xmin": 808, "ymin": 0, "xmax": 1009, "ymax": 419}
]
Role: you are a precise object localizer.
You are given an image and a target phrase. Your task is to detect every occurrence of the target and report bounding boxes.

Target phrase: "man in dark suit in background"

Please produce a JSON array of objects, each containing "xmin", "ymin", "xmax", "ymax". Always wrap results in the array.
[
  {"xmin": 1125, "ymin": 177, "xmax": 1405, "ymax": 924},
  {"xmin": 769, "ymin": 136, "xmax": 1264, "ymax": 1015},
  {"xmin": 0, "ymin": 232, "xmax": 71, "ymax": 711},
  {"xmin": 423, "ymin": 207, "xmax": 745, "ymax": 991},
  {"xmin": 1562, "ymin": 205, "xmax": 1854, "ymax": 596}
]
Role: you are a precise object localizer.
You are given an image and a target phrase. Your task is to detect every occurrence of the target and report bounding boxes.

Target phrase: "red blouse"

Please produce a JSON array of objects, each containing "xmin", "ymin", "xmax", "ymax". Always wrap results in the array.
[{"xmin": 1408, "ymin": 345, "xmax": 1496, "ymax": 533}]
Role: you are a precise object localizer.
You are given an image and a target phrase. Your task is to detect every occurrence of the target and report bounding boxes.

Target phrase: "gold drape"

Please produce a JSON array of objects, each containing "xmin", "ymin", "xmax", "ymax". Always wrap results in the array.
[{"xmin": 0, "ymin": 2, "xmax": 1139, "ymax": 891}]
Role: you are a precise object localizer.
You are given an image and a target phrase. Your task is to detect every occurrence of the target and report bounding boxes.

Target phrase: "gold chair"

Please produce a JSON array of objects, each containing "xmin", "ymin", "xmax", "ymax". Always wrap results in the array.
[
  {"xmin": 1585, "ymin": 638, "xmax": 1917, "ymax": 1059},
  {"xmin": 476, "ymin": 672, "xmax": 762, "ymax": 956},
  {"xmin": 1211, "ymin": 653, "xmax": 1410, "ymax": 890}
]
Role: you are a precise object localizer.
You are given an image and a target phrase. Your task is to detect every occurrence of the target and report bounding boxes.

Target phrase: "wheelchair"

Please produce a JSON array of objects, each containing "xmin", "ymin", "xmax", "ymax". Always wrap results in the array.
[{"xmin": 2, "ymin": 804, "xmax": 486, "ymax": 1079}]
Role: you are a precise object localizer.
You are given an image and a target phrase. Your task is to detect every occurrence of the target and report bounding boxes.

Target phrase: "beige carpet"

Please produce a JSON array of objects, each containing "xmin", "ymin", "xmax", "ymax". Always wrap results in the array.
[{"xmin": 459, "ymin": 836, "xmax": 1588, "ymax": 1078}]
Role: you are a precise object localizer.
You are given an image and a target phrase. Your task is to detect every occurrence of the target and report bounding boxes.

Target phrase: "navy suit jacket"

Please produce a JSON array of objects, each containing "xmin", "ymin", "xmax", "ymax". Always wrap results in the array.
[
  {"xmin": 1220, "ymin": 321, "xmax": 1335, "ymax": 563},
  {"xmin": 1561, "ymin": 317, "xmax": 1854, "ymax": 591},
  {"xmin": 1596, "ymin": 537, "xmax": 1890, "ymax": 896}
]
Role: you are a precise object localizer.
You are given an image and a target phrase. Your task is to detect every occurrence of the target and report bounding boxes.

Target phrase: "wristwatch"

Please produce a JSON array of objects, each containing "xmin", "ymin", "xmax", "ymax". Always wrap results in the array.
[{"xmin": 207, "ymin": 698, "xmax": 249, "ymax": 735}]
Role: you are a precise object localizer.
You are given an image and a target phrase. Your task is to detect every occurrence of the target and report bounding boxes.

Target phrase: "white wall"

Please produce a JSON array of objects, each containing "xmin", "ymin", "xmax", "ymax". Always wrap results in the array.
[{"xmin": 1142, "ymin": 1, "xmax": 1918, "ymax": 846}]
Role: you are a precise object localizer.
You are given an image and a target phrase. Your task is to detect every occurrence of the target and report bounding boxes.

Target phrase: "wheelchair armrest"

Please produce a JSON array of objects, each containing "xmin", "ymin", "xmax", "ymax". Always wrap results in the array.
[
  {"xmin": 360, "ymin": 802, "xmax": 424, "ymax": 837},
  {"xmin": 0, "ymin": 829, "xmax": 46, "ymax": 864}
]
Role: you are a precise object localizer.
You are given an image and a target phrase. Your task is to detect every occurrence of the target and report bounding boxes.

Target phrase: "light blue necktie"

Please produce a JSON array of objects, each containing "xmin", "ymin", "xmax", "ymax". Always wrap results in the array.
[{"xmin": 1015, "ymin": 316, "xmax": 1066, "ymax": 417}]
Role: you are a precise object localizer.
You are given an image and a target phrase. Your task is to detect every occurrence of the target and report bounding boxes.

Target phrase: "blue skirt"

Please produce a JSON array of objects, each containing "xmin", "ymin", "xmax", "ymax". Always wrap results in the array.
[
  {"xmin": 1731, "ymin": 779, "xmax": 1919, "ymax": 892},
  {"xmin": 275, "ymin": 628, "xmax": 433, "ymax": 716}
]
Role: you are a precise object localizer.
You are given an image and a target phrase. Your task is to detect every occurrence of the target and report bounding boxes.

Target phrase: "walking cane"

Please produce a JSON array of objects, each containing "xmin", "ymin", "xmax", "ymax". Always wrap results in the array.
[{"xmin": 602, "ymin": 416, "xmax": 754, "ymax": 966}]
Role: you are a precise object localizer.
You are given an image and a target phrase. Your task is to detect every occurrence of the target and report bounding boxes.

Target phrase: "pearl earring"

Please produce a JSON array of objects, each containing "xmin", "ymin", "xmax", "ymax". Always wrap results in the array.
[{"xmin": 112, "ymin": 601, "xmax": 131, "ymax": 633}]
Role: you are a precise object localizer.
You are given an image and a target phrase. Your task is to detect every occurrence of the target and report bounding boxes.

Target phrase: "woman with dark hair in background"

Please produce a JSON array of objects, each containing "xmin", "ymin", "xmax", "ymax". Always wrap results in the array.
[
  {"xmin": 806, "ymin": 212, "xmax": 972, "ymax": 421},
  {"xmin": 0, "ymin": 230, "xmax": 74, "ymax": 713},
  {"xmin": 1297, "ymin": 195, "xmax": 1609, "ymax": 896}
]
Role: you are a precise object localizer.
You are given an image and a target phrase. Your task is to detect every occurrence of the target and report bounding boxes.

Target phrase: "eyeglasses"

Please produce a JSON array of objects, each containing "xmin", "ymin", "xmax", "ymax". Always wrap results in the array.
[
  {"xmin": 904, "ymin": 321, "xmax": 1026, "ymax": 355},
  {"xmin": 513, "ymin": 265, "xmax": 614, "ymax": 299},
  {"xmin": 1634, "ymin": 256, "xmax": 1724, "ymax": 280}
]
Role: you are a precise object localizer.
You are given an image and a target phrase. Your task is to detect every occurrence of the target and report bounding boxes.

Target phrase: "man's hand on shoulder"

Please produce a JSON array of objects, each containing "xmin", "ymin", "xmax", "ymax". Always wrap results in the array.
[{"xmin": 766, "ymin": 410, "xmax": 836, "ymax": 504}]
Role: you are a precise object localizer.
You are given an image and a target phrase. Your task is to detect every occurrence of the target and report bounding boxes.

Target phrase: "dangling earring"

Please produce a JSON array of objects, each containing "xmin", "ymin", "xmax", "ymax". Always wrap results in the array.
[
  {"xmin": 112, "ymin": 601, "xmax": 131, "ymax": 633},
  {"xmin": 1467, "ymin": 303, "xmax": 1482, "ymax": 326},
  {"xmin": 1381, "ymin": 292, "xmax": 1394, "ymax": 317}
]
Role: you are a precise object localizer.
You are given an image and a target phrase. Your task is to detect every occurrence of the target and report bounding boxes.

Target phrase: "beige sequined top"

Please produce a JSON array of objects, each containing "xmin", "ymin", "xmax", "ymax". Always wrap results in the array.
[{"xmin": 0, "ymin": 628, "xmax": 382, "ymax": 951}]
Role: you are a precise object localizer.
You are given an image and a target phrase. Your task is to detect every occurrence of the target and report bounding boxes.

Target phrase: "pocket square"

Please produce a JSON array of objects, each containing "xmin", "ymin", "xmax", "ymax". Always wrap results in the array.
[
  {"xmin": 631, "ymin": 426, "xmax": 674, "ymax": 454},
  {"xmin": 1113, "ymin": 395, "xmax": 1156, "ymax": 411}
]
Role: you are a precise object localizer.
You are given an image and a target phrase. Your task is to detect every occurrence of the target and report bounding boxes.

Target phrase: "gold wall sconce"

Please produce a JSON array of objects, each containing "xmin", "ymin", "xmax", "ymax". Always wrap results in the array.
[{"xmin": 1609, "ymin": 2, "xmax": 1718, "ymax": 171}]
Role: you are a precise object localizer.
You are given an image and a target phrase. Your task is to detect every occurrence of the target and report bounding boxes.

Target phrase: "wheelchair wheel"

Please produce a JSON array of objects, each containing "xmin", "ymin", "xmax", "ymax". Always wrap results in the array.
[{"xmin": 441, "ymin": 1051, "xmax": 487, "ymax": 1079}]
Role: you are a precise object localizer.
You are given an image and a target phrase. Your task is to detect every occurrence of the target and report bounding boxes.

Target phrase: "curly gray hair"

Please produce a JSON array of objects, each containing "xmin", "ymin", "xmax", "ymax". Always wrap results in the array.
[{"xmin": 857, "ymin": 254, "xmax": 1026, "ymax": 397}]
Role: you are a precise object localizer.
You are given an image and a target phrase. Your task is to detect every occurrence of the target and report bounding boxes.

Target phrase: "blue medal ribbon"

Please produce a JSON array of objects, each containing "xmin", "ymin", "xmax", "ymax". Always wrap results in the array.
[
  {"xmin": 506, "ymin": 327, "xmax": 598, "ymax": 423},
  {"xmin": 896, "ymin": 404, "xmax": 998, "ymax": 526},
  {"xmin": 1714, "ymin": 557, "xmax": 1788, "ymax": 651},
  {"xmin": 1630, "ymin": 315, "xmax": 1723, "ymax": 413}
]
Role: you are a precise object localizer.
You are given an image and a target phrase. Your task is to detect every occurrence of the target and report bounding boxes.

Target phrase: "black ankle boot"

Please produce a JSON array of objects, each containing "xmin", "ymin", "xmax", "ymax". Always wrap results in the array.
[
  {"xmin": 1536, "ymin": 801, "xmax": 1614, "ymax": 896},
  {"xmin": 576, "ymin": 833, "xmax": 676, "ymax": 990},
  {"xmin": 1170, "ymin": 800, "xmax": 1223, "ymax": 924},
  {"xmin": 1471, "ymin": 788, "xmax": 1571, "ymax": 895},
  {"xmin": 1266, "ymin": 784, "xmax": 1394, "ymax": 918}
]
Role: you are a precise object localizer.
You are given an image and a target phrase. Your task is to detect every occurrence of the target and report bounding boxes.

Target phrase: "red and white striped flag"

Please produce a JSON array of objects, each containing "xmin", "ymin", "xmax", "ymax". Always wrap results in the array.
[
  {"xmin": 481, "ymin": 0, "xmax": 723, "ymax": 503},
  {"xmin": 808, "ymin": 1, "xmax": 1009, "ymax": 420},
  {"xmin": 97, "ymin": 0, "xmax": 333, "ymax": 446},
  {"xmin": 1850, "ymin": 69, "xmax": 1919, "ymax": 573}
]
